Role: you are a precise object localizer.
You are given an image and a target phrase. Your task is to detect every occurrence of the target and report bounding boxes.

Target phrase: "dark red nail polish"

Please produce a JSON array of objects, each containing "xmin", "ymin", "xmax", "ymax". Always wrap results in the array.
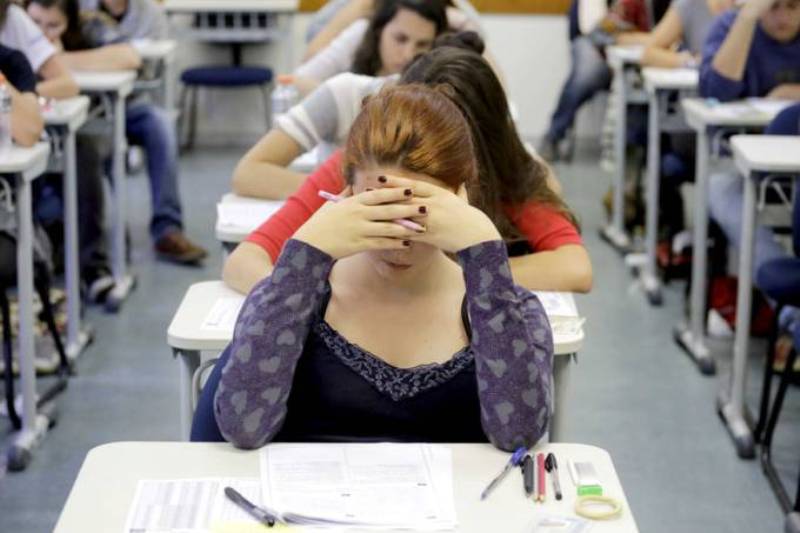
[
  {"xmin": 403, "ymin": 240, "xmax": 411, "ymax": 246},
  {"xmin": 404, "ymin": 189, "xmax": 412, "ymax": 196},
  {"xmin": 419, "ymin": 206, "xmax": 427, "ymax": 214},
  {"xmin": 366, "ymin": 188, "xmax": 374, "ymax": 191},
  {"xmin": 378, "ymin": 175, "xmax": 387, "ymax": 183}
]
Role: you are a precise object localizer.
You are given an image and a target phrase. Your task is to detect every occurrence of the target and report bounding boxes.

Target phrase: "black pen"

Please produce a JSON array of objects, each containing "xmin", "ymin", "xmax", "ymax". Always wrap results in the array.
[
  {"xmin": 224, "ymin": 486, "xmax": 277, "ymax": 527},
  {"xmin": 522, "ymin": 454, "xmax": 534, "ymax": 496},
  {"xmin": 544, "ymin": 453, "xmax": 563, "ymax": 501}
]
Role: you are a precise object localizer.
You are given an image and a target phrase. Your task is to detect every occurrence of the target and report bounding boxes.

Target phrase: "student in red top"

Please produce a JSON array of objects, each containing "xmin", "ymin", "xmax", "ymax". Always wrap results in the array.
[{"xmin": 223, "ymin": 33, "xmax": 592, "ymax": 295}]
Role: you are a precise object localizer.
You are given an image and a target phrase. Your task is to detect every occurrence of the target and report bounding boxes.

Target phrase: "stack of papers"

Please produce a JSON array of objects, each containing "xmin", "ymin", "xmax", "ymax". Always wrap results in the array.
[
  {"xmin": 532, "ymin": 291, "xmax": 585, "ymax": 339},
  {"xmin": 260, "ymin": 443, "xmax": 457, "ymax": 530},
  {"xmin": 216, "ymin": 201, "xmax": 284, "ymax": 232},
  {"xmin": 201, "ymin": 297, "xmax": 245, "ymax": 332}
]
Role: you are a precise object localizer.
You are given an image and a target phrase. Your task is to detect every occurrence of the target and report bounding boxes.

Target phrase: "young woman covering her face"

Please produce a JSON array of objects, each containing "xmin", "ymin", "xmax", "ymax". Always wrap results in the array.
[
  {"xmin": 207, "ymin": 85, "xmax": 554, "ymax": 451},
  {"xmin": 225, "ymin": 35, "xmax": 593, "ymax": 295},
  {"xmin": 294, "ymin": 0, "xmax": 447, "ymax": 87}
]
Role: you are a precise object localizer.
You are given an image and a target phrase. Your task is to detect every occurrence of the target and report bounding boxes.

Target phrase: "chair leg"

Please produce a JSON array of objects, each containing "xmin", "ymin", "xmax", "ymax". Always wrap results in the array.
[
  {"xmin": 178, "ymin": 84, "xmax": 190, "ymax": 152},
  {"xmin": 262, "ymin": 84, "xmax": 272, "ymax": 131},
  {"xmin": 756, "ymin": 305, "xmax": 784, "ymax": 442},
  {"xmin": 0, "ymin": 287, "xmax": 21, "ymax": 430},
  {"xmin": 761, "ymin": 346, "xmax": 798, "ymax": 513},
  {"xmin": 187, "ymin": 87, "xmax": 199, "ymax": 151}
]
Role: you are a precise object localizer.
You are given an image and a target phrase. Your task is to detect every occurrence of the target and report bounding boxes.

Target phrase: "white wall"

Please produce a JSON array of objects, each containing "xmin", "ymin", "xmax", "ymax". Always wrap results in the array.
[{"xmin": 172, "ymin": 13, "xmax": 604, "ymax": 146}]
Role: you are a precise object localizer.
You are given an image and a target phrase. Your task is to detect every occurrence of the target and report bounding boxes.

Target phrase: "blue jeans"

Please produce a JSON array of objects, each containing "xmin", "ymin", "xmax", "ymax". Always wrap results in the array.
[
  {"xmin": 546, "ymin": 36, "xmax": 611, "ymax": 143},
  {"xmin": 125, "ymin": 102, "xmax": 183, "ymax": 241}
]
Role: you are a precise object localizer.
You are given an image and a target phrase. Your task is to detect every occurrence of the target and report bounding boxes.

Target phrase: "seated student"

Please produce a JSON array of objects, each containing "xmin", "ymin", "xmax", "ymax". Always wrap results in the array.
[
  {"xmin": 0, "ymin": 43, "xmax": 44, "ymax": 147},
  {"xmin": 304, "ymin": 0, "xmax": 481, "ymax": 60},
  {"xmin": 223, "ymin": 36, "xmax": 593, "ymax": 295},
  {"xmin": 538, "ymin": 0, "xmax": 655, "ymax": 162},
  {"xmin": 294, "ymin": 0, "xmax": 447, "ymax": 90},
  {"xmin": 27, "ymin": 0, "xmax": 208, "ymax": 265},
  {"xmin": 0, "ymin": 0, "xmax": 78, "ymax": 99},
  {"xmin": 211, "ymin": 85, "xmax": 553, "ymax": 451}
]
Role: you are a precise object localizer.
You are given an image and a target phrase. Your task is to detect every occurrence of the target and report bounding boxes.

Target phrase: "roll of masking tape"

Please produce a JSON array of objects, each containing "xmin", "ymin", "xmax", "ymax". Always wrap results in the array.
[{"xmin": 574, "ymin": 495, "xmax": 623, "ymax": 520}]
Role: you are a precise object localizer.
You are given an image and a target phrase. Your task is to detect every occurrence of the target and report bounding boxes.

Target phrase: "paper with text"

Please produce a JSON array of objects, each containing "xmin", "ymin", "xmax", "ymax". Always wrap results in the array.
[
  {"xmin": 201, "ymin": 297, "xmax": 245, "ymax": 332},
  {"xmin": 216, "ymin": 202, "xmax": 284, "ymax": 233}
]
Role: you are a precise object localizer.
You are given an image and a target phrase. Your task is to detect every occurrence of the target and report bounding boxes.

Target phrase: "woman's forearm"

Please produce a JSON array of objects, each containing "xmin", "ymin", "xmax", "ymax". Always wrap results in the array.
[
  {"xmin": 215, "ymin": 239, "xmax": 334, "ymax": 448},
  {"xmin": 232, "ymin": 162, "xmax": 307, "ymax": 200},
  {"xmin": 509, "ymin": 245, "xmax": 593, "ymax": 293},
  {"xmin": 60, "ymin": 46, "xmax": 142, "ymax": 72},
  {"xmin": 9, "ymin": 88, "xmax": 44, "ymax": 146},
  {"xmin": 457, "ymin": 240, "xmax": 553, "ymax": 451},
  {"xmin": 711, "ymin": 10, "xmax": 758, "ymax": 82},
  {"xmin": 222, "ymin": 241, "xmax": 275, "ymax": 295}
]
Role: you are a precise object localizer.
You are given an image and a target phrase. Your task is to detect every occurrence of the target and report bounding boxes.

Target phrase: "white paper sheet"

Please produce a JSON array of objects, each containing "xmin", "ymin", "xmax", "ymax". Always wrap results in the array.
[
  {"xmin": 532, "ymin": 291, "xmax": 579, "ymax": 318},
  {"xmin": 745, "ymin": 98, "xmax": 795, "ymax": 117},
  {"xmin": 201, "ymin": 297, "xmax": 245, "ymax": 332},
  {"xmin": 216, "ymin": 202, "xmax": 284, "ymax": 232},
  {"xmin": 259, "ymin": 443, "xmax": 457, "ymax": 530}
]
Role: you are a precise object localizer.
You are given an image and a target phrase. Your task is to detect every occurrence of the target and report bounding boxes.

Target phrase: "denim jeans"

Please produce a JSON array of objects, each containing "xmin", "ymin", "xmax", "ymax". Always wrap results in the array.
[
  {"xmin": 545, "ymin": 35, "xmax": 611, "ymax": 143},
  {"xmin": 125, "ymin": 102, "xmax": 183, "ymax": 241}
]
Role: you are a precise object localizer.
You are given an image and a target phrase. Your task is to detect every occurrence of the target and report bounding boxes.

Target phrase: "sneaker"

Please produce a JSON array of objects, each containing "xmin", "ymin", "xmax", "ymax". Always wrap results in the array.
[
  {"xmin": 83, "ymin": 266, "xmax": 115, "ymax": 304},
  {"xmin": 772, "ymin": 333, "xmax": 800, "ymax": 373},
  {"xmin": 154, "ymin": 230, "xmax": 208, "ymax": 265}
]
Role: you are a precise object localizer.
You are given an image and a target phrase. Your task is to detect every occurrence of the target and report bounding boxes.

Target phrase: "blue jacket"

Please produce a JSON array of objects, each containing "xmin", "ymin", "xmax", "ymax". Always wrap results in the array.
[{"xmin": 700, "ymin": 10, "xmax": 800, "ymax": 100}]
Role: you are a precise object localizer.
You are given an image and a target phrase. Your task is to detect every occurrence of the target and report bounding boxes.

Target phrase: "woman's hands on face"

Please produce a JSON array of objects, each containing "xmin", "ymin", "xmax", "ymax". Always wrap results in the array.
[
  {"xmin": 292, "ymin": 186, "xmax": 428, "ymax": 259},
  {"xmin": 379, "ymin": 175, "xmax": 501, "ymax": 253}
]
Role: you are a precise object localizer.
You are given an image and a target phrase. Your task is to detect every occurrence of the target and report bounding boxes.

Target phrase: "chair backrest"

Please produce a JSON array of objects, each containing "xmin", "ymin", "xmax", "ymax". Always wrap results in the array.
[{"xmin": 764, "ymin": 103, "xmax": 800, "ymax": 256}]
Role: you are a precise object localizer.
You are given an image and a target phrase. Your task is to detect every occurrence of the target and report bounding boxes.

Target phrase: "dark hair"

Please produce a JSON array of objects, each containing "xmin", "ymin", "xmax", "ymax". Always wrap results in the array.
[
  {"xmin": 401, "ymin": 33, "xmax": 580, "ymax": 240},
  {"xmin": 352, "ymin": 0, "xmax": 448, "ymax": 76},
  {"xmin": 25, "ymin": 0, "xmax": 86, "ymax": 50},
  {"xmin": 0, "ymin": 0, "xmax": 10, "ymax": 29}
]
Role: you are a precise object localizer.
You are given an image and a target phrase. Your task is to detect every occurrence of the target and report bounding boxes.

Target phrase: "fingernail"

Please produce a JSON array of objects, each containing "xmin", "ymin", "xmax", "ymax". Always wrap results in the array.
[
  {"xmin": 404, "ymin": 189, "xmax": 412, "ymax": 196},
  {"xmin": 418, "ymin": 206, "xmax": 427, "ymax": 214},
  {"xmin": 366, "ymin": 188, "xmax": 374, "ymax": 191},
  {"xmin": 403, "ymin": 240, "xmax": 411, "ymax": 246},
  {"xmin": 378, "ymin": 175, "xmax": 387, "ymax": 183}
]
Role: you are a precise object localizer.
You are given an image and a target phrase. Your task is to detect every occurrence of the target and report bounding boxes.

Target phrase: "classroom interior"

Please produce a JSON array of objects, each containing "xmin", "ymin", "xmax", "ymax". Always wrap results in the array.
[{"xmin": 1, "ymin": 1, "xmax": 799, "ymax": 532}]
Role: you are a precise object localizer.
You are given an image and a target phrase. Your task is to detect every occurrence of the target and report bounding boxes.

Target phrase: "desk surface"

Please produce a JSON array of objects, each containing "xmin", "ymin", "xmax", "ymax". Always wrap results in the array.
[
  {"xmin": 682, "ymin": 97, "xmax": 793, "ymax": 129},
  {"xmin": 54, "ymin": 441, "xmax": 639, "ymax": 533},
  {"xmin": 732, "ymin": 135, "xmax": 800, "ymax": 174},
  {"xmin": 606, "ymin": 45, "xmax": 643, "ymax": 68},
  {"xmin": 215, "ymin": 193, "xmax": 285, "ymax": 243},
  {"xmin": 133, "ymin": 38, "xmax": 178, "ymax": 60},
  {"xmin": 164, "ymin": 0, "xmax": 299, "ymax": 12},
  {"xmin": 43, "ymin": 96, "xmax": 90, "ymax": 130},
  {"xmin": 73, "ymin": 70, "xmax": 137, "ymax": 95},
  {"xmin": 642, "ymin": 67, "xmax": 698, "ymax": 92},
  {"xmin": 0, "ymin": 143, "xmax": 50, "ymax": 180},
  {"xmin": 167, "ymin": 281, "xmax": 585, "ymax": 355}
]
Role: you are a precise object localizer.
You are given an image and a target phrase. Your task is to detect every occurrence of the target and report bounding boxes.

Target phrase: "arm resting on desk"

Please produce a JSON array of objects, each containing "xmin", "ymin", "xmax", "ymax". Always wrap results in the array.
[
  {"xmin": 222, "ymin": 242, "xmax": 274, "ymax": 295},
  {"xmin": 7, "ymin": 85, "xmax": 44, "ymax": 147},
  {"xmin": 510, "ymin": 245, "xmax": 593, "ymax": 293},
  {"xmin": 767, "ymin": 84, "xmax": 800, "ymax": 101},
  {"xmin": 35, "ymin": 55, "xmax": 78, "ymax": 99},
  {"xmin": 59, "ymin": 44, "xmax": 142, "ymax": 72},
  {"xmin": 304, "ymin": 0, "xmax": 373, "ymax": 61},
  {"xmin": 215, "ymin": 239, "xmax": 334, "ymax": 449},
  {"xmin": 232, "ymin": 129, "xmax": 307, "ymax": 200},
  {"xmin": 458, "ymin": 241, "xmax": 554, "ymax": 451},
  {"xmin": 641, "ymin": 7, "xmax": 688, "ymax": 68}
]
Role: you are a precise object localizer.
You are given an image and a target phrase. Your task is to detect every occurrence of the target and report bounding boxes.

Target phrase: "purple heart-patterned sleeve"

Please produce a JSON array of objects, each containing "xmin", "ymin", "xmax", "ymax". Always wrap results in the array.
[
  {"xmin": 456, "ymin": 240, "xmax": 554, "ymax": 451},
  {"xmin": 214, "ymin": 239, "xmax": 334, "ymax": 449}
]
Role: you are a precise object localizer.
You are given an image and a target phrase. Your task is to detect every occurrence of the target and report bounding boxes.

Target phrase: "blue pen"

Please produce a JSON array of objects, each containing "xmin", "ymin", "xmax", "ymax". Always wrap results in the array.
[{"xmin": 480, "ymin": 446, "xmax": 528, "ymax": 500}]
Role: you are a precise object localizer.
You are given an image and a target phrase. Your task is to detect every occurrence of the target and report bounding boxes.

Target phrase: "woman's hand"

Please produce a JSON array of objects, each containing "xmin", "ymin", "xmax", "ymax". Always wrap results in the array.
[
  {"xmin": 380, "ymin": 175, "xmax": 501, "ymax": 253},
  {"xmin": 740, "ymin": 0, "xmax": 776, "ymax": 19},
  {"xmin": 292, "ymin": 186, "xmax": 427, "ymax": 259}
]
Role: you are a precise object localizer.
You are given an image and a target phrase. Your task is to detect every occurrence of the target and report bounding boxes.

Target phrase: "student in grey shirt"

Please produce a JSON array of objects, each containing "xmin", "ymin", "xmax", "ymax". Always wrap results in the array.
[
  {"xmin": 79, "ymin": 0, "xmax": 166, "ymax": 39},
  {"xmin": 642, "ymin": 0, "xmax": 736, "ymax": 67}
]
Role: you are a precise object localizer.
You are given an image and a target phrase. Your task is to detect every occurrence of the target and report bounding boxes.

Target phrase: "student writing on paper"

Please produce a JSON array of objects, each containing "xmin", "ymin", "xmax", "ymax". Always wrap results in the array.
[
  {"xmin": 224, "ymin": 35, "xmax": 593, "ymax": 295},
  {"xmin": 208, "ymin": 86, "xmax": 554, "ymax": 451}
]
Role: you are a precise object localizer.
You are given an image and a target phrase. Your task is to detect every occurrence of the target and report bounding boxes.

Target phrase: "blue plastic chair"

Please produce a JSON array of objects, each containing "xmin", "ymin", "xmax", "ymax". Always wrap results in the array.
[
  {"xmin": 189, "ymin": 344, "xmax": 231, "ymax": 442},
  {"xmin": 178, "ymin": 66, "xmax": 273, "ymax": 150}
]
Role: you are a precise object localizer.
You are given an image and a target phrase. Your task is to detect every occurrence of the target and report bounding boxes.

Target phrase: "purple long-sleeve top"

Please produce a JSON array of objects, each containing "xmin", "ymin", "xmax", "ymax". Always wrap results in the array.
[{"xmin": 214, "ymin": 238, "xmax": 553, "ymax": 451}]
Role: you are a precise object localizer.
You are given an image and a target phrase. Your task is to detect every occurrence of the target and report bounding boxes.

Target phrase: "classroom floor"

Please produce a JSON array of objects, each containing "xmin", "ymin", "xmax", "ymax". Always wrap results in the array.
[{"xmin": 0, "ymin": 144, "xmax": 798, "ymax": 532}]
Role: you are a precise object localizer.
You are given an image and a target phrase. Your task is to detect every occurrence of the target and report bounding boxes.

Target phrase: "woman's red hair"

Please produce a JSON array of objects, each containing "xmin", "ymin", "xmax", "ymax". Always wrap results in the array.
[{"xmin": 343, "ymin": 84, "xmax": 478, "ymax": 193}]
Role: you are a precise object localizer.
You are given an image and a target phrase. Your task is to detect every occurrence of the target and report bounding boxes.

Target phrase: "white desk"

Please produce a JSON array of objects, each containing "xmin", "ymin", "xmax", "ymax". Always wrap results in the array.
[
  {"xmin": 132, "ymin": 39, "xmax": 178, "ymax": 116},
  {"xmin": 215, "ymin": 193, "xmax": 285, "ymax": 244},
  {"xmin": 717, "ymin": 135, "xmax": 800, "ymax": 460},
  {"xmin": 675, "ymin": 98, "xmax": 793, "ymax": 379},
  {"xmin": 0, "ymin": 143, "xmax": 52, "ymax": 471},
  {"xmin": 74, "ymin": 71, "xmax": 138, "ymax": 312},
  {"xmin": 600, "ymin": 45, "xmax": 644, "ymax": 253},
  {"xmin": 43, "ymin": 96, "xmax": 93, "ymax": 359},
  {"xmin": 627, "ymin": 67, "xmax": 698, "ymax": 306},
  {"xmin": 168, "ymin": 281, "xmax": 585, "ymax": 439},
  {"xmin": 54, "ymin": 441, "xmax": 639, "ymax": 533}
]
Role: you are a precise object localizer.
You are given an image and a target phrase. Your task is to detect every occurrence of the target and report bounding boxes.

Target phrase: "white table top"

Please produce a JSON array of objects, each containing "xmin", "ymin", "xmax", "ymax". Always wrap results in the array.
[
  {"xmin": 606, "ymin": 45, "xmax": 643, "ymax": 69},
  {"xmin": 132, "ymin": 38, "xmax": 178, "ymax": 61},
  {"xmin": 54, "ymin": 441, "xmax": 639, "ymax": 533},
  {"xmin": 167, "ymin": 281, "xmax": 584, "ymax": 355},
  {"xmin": 73, "ymin": 70, "xmax": 137, "ymax": 96},
  {"xmin": 642, "ymin": 67, "xmax": 698, "ymax": 93},
  {"xmin": 0, "ymin": 143, "xmax": 50, "ymax": 181},
  {"xmin": 164, "ymin": 0, "xmax": 299, "ymax": 13},
  {"xmin": 42, "ymin": 96, "xmax": 90, "ymax": 131},
  {"xmin": 215, "ymin": 193, "xmax": 285, "ymax": 243},
  {"xmin": 681, "ymin": 97, "xmax": 794, "ymax": 130},
  {"xmin": 732, "ymin": 135, "xmax": 800, "ymax": 175}
]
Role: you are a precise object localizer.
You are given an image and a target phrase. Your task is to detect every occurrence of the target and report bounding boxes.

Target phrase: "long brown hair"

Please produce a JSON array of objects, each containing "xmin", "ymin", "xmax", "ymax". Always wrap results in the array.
[
  {"xmin": 0, "ymin": 0, "xmax": 10, "ymax": 28},
  {"xmin": 343, "ymin": 84, "xmax": 477, "ymax": 195},
  {"xmin": 25, "ymin": 0, "xmax": 86, "ymax": 51},
  {"xmin": 402, "ymin": 32, "xmax": 580, "ymax": 240},
  {"xmin": 352, "ymin": 0, "xmax": 448, "ymax": 76}
]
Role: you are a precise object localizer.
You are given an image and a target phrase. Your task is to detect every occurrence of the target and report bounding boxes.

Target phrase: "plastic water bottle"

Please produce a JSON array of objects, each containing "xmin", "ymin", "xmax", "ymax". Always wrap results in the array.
[
  {"xmin": 0, "ymin": 75, "xmax": 11, "ymax": 157},
  {"xmin": 270, "ymin": 74, "xmax": 299, "ymax": 128}
]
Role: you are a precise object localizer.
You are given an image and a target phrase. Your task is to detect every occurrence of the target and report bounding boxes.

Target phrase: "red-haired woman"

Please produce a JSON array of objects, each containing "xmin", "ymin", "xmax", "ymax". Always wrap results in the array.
[{"xmin": 209, "ymin": 85, "xmax": 553, "ymax": 451}]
